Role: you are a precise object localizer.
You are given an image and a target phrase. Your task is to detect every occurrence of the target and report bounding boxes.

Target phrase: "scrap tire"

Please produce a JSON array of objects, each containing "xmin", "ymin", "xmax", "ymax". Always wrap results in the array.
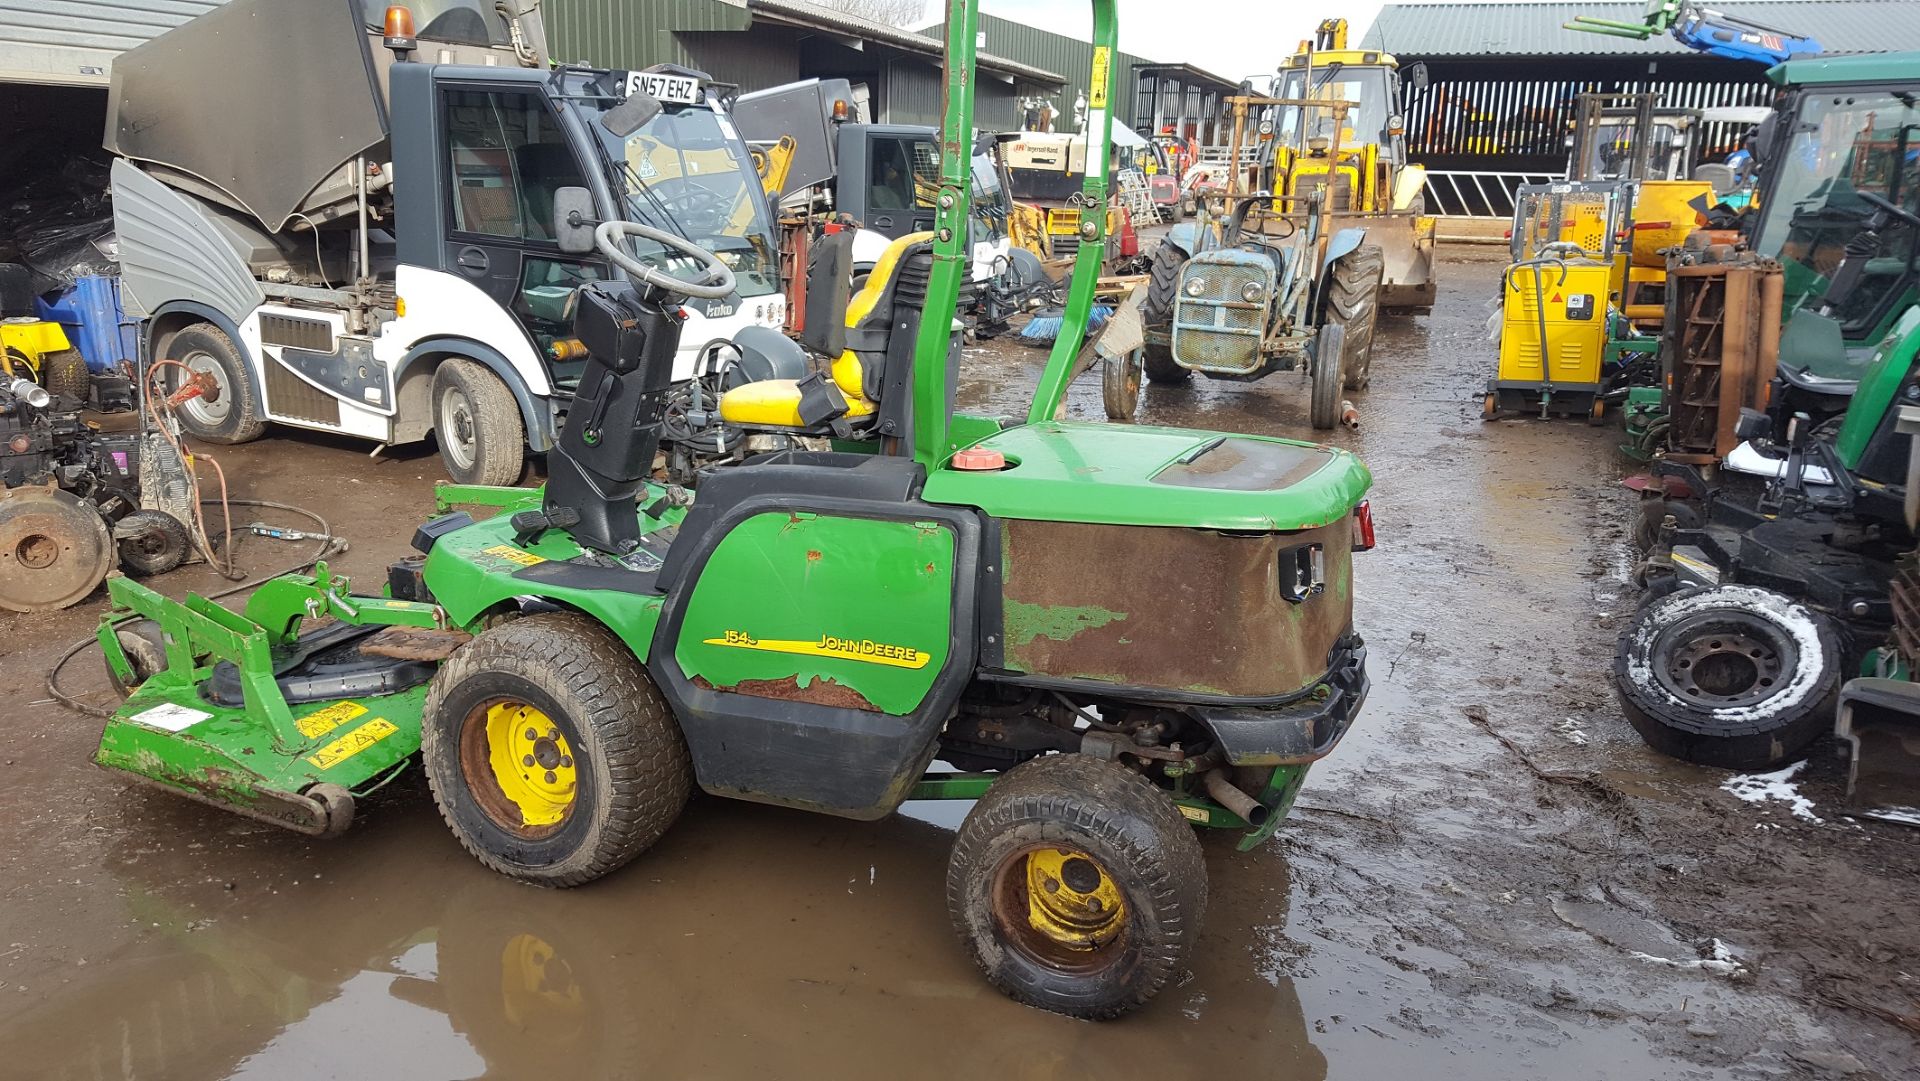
[
  {"xmin": 166, "ymin": 323, "xmax": 266, "ymax": 444},
  {"xmin": 1325, "ymin": 244, "xmax": 1384, "ymax": 391},
  {"xmin": 116, "ymin": 509, "xmax": 191, "ymax": 576},
  {"xmin": 42, "ymin": 349, "xmax": 89, "ymax": 405},
  {"xmin": 1310, "ymin": 323, "xmax": 1345, "ymax": 430},
  {"xmin": 433, "ymin": 358, "xmax": 526, "ymax": 487},
  {"xmin": 105, "ymin": 618, "xmax": 167, "ymax": 698},
  {"xmin": 1139, "ymin": 243, "xmax": 1190, "ymax": 384},
  {"xmin": 1102, "ymin": 347, "xmax": 1143, "ymax": 421},
  {"xmin": 947, "ymin": 753, "xmax": 1207, "ymax": 1020},
  {"xmin": 1612, "ymin": 584, "xmax": 1841, "ymax": 770},
  {"xmin": 422, "ymin": 612, "xmax": 692, "ymax": 887}
]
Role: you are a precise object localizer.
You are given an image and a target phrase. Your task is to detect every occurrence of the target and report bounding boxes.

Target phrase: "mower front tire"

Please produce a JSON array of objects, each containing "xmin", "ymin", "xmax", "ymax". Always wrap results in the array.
[
  {"xmin": 1613, "ymin": 585, "xmax": 1841, "ymax": 770},
  {"xmin": 422, "ymin": 612, "xmax": 692, "ymax": 887},
  {"xmin": 947, "ymin": 754, "xmax": 1206, "ymax": 1019}
]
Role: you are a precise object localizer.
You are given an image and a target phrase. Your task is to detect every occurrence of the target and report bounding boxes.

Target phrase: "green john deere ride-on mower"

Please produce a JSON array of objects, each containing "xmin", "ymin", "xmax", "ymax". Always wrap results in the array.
[{"xmin": 87, "ymin": 0, "xmax": 1375, "ymax": 1018}]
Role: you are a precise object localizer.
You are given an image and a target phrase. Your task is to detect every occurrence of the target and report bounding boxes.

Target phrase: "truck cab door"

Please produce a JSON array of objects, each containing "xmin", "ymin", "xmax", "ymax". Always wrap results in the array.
[
  {"xmin": 437, "ymin": 84, "xmax": 608, "ymax": 381},
  {"xmin": 850, "ymin": 130, "xmax": 940, "ymax": 238}
]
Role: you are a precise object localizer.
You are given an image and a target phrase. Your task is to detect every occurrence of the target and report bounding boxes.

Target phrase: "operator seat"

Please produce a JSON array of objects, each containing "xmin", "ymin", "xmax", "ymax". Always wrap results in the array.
[{"xmin": 717, "ymin": 229, "xmax": 937, "ymax": 439}]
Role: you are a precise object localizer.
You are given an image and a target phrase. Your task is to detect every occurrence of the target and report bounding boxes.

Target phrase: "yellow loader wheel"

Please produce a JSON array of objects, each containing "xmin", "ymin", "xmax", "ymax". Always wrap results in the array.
[
  {"xmin": 422, "ymin": 612, "xmax": 692, "ymax": 886},
  {"xmin": 947, "ymin": 753, "xmax": 1206, "ymax": 1019}
]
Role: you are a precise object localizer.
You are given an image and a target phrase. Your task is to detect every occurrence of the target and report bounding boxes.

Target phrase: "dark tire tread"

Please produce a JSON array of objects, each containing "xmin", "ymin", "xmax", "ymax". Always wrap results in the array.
[
  {"xmin": 1139, "ymin": 243, "xmax": 1191, "ymax": 384},
  {"xmin": 1326, "ymin": 244, "xmax": 1384, "ymax": 391}
]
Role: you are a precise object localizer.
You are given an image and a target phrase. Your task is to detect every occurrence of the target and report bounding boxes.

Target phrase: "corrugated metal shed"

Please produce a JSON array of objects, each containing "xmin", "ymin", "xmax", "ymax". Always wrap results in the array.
[
  {"xmin": 0, "ymin": 0, "xmax": 225, "ymax": 85},
  {"xmin": 546, "ymin": 0, "xmax": 752, "ymax": 71},
  {"xmin": 1361, "ymin": 1, "xmax": 1920, "ymax": 58}
]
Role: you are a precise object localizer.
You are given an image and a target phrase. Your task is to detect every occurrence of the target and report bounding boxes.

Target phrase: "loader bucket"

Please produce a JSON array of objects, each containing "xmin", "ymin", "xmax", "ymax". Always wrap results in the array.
[
  {"xmin": 1332, "ymin": 211, "xmax": 1435, "ymax": 313},
  {"xmin": 1835, "ymin": 677, "xmax": 1920, "ymax": 826}
]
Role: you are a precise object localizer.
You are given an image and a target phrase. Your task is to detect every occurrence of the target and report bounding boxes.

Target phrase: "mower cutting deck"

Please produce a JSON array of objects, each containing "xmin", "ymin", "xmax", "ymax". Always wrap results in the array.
[{"xmin": 89, "ymin": 0, "xmax": 1375, "ymax": 1020}]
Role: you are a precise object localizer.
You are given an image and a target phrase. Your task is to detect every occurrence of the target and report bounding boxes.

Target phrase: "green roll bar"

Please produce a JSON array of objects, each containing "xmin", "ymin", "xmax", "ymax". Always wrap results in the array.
[{"xmin": 913, "ymin": 0, "xmax": 1119, "ymax": 465}]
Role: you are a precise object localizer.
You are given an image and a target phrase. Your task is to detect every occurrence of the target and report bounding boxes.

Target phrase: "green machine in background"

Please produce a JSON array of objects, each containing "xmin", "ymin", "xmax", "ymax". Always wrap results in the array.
[{"xmin": 88, "ymin": 0, "xmax": 1375, "ymax": 1020}]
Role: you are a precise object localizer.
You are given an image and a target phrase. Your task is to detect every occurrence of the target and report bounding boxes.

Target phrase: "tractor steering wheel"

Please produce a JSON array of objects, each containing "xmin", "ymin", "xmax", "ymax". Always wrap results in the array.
[
  {"xmin": 1855, "ymin": 189, "xmax": 1920, "ymax": 230},
  {"xmin": 594, "ymin": 220, "xmax": 736, "ymax": 300}
]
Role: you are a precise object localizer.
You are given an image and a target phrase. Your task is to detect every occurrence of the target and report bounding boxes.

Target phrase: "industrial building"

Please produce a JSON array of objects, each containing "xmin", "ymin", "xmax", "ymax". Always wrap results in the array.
[{"xmin": 1362, "ymin": 0, "xmax": 1920, "ymax": 172}]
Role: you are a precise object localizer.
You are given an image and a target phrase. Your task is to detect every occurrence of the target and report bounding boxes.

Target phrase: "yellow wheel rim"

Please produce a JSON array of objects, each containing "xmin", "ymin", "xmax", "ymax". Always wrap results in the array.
[
  {"xmin": 498, "ymin": 933, "xmax": 587, "ymax": 1037},
  {"xmin": 1021, "ymin": 847, "xmax": 1126, "ymax": 951},
  {"xmin": 483, "ymin": 701, "xmax": 578, "ymax": 828}
]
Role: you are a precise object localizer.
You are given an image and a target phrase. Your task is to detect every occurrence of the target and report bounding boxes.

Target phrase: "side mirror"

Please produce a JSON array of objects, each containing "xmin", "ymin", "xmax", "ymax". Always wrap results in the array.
[
  {"xmin": 1734, "ymin": 407, "xmax": 1772, "ymax": 444},
  {"xmin": 600, "ymin": 91, "xmax": 662, "ymax": 139},
  {"xmin": 1750, "ymin": 112, "xmax": 1778, "ymax": 165},
  {"xmin": 553, "ymin": 186, "xmax": 596, "ymax": 255},
  {"xmin": 1404, "ymin": 62, "xmax": 1428, "ymax": 96}
]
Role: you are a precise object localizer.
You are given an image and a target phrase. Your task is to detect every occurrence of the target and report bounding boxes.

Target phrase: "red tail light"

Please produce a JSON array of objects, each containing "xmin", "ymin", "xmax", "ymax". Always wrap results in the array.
[{"xmin": 1353, "ymin": 500, "xmax": 1376, "ymax": 552}]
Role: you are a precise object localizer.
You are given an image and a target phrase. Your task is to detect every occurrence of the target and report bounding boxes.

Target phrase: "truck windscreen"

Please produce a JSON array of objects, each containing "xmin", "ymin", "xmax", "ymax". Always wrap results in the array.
[{"xmin": 588, "ymin": 101, "xmax": 782, "ymax": 300}]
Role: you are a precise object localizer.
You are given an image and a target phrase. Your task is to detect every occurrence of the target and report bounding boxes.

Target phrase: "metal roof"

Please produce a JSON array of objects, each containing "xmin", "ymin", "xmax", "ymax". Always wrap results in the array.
[
  {"xmin": 1131, "ymin": 61, "xmax": 1241, "ymax": 93},
  {"xmin": 748, "ymin": 0, "xmax": 1063, "ymax": 83},
  {"xmin": 0, "ymin": 0, "xmax": 226, "ymax": 86},
  {"xmin": 1360, "ymin": 1, "xmax": 1920, "ymax": 58}
]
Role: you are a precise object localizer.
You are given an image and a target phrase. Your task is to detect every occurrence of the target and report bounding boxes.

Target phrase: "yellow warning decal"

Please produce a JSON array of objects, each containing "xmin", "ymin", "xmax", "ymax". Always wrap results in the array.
[
  {"xmin": 1089, "ymin": 47, "xmax": 1110, "ymax": 108},
  {"xmin": 703, "ymin": 629, "xmax": 930, "ymax": 670},
  {"xmin": 1178, "ymin": 804, "xmax": 1210, "ymax": 824},
  {"xmin": 297, "ymin": 701, "xmax": 368, "ymax": 740},
  {"xmin": 482, "ymin": 544, "xmax": 545, "ymax": 567},
  {"xmin": 307, "ymin": 718, "xmax": 400, "ymax": 769}
]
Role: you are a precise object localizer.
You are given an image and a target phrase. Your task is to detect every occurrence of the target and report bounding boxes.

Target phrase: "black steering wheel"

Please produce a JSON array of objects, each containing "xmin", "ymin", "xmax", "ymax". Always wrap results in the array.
[
  {"xmin": 654, "ymin": 184, "xmax": 730, "ymax": 235},
  {"xmin": 1855, "ymin": 189, "xmax": 1920, "ymax": 230},
  {"xmin": 594, "ymin": 221, "xmax": 736, "ymax": 300}
]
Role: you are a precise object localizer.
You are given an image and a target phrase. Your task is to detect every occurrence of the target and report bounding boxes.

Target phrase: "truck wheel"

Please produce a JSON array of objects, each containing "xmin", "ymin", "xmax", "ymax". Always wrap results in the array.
[
  {"xmin": 42, "ymin": 349, "xmax": 89, "ymax": 405},
  {"xmin": 1310, "ymin": 323, "xmax": 1345, "ymax": 430},
  {"xmin": 422, "ymin": 612, "xmax": 692, "ymax": 887},
  {"xmin": 1326, "ymin": 244, "xmax": 1384, "ymax": 391},
  {"xmin": 166, "ymin": 323, "xmax": 266, "ymax": 444},
  {"xmin": 433, "ymin": 359, "xmax": 525, "ymax": 487},
  {"xmin": 947, "ymin": 754, "xmax": 1207, "ymax": 1020},
  {"xmin": 1613, "ymin": 584, "xmax": 1840, "ymax": 770},
  {"xmin": 1139, "ymin": 243, "xmax": 1190, "ymax": 384}
]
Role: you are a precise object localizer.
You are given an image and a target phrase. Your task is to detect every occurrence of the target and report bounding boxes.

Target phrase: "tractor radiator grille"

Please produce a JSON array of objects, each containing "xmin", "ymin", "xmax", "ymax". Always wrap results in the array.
[
  {"xmin": 1171, "ymin": 261, "xmax": 1268, "ymax": 376},
  {"xmin": 259, "ymin": 313, "xmax": 334, "ymax": 353},
  {"xmin": 1892, "ymin": 551, "xmax": 1920, "ymax": 670}
]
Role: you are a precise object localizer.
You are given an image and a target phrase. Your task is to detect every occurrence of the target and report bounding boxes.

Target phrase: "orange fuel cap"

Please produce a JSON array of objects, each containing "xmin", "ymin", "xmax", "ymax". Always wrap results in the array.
[{"xmin": 951, "ymin": 448, "xmax": 1006, "ymax": 471}]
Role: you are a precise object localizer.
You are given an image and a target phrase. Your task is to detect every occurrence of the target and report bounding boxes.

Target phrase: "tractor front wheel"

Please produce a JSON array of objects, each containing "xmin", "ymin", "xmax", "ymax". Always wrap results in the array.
[
  {"xmin": 1139, "ymin": 243, "xmax": 1190, "ymax": 384},
  {"xmin": 1326, "ymin": 244, "xmax": 1384, "ymax": 391},
  {"xmin": 947, "ymin": 754, "xmax": 1207, "ymax": 1019},
  {"xmin": 422, "ymin": 612, "xmax": 692, "ymax": 886},
  {"xmin": 1310, "ymin": 323, "xmax": 1345, "ymax": 430}
]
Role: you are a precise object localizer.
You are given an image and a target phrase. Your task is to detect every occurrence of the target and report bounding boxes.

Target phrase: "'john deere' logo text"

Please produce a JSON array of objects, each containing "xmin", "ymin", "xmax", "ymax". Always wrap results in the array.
[{"xmin": 705, "ymin": 629, "xmax": 930, "ymax": 669}]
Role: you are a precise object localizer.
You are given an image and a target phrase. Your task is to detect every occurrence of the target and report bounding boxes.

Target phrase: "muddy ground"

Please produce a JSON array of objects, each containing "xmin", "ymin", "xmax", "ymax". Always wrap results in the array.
[{"xmin": 0, "ymin": 251, "xmax": 1914, "ymax": 1080}]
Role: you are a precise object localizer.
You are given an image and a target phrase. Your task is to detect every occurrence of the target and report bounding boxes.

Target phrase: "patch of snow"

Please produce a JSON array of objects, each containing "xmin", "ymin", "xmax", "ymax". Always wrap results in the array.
[
  {"xmin": 1722, "ymin": 760, "xmax": 1823, "ymax": 823},
  {"xmin": 1629, "ymin": 937, "xmax": 1745, "ymax": 976},
  {"xmin": 1555, "ymin": 717, "xmax": 1590, "ymax": 745},
  {"xmin": 1860, "ymin": 805, "xmax": 1920, "ymax": 828}
]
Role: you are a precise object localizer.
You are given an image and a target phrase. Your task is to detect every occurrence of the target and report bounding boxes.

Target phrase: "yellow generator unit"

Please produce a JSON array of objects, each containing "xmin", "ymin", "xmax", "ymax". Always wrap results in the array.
[
  {"xmin": 1488, "ymin": 182, "xmax": 1631, "ymax": 418},
  {"xmin": 1620, "ymin": 178, "xmax": 1713, "ymax": 328}
]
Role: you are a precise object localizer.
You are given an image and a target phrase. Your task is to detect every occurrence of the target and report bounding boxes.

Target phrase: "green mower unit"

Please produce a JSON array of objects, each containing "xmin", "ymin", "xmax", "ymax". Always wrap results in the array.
[{"xmin": 88, "ymin": 0, "xmax": 1375, "ymax": 1019}]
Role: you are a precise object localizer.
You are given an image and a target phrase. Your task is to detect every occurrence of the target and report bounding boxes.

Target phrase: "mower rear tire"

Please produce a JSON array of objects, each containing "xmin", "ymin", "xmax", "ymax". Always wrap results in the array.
[
  {"xmin": 1310, "ymin": 323, "xmax": 1345, "ymax": 430},
  {"xmin": 43, "ymin": 349, "xmax": 89, "ymax": 405},
  {"xmin": 1140, "ymin": 243, "xmax": 1190, "ymax": 384},
  {"xmin": 105, "ymin": 618, "xmax": 167, "ymax": 698},
  {"xmin": 422, "ymin": 612, "xmax": 692, "ymax": 887},
  {"xmin": 1613, "ymin": 584, "xmax": 1841, "ymax": 770},
  {"xmin": 947, "ymin": 753, "xmax": 1207, "ymax": 1020},
  {"xmin": 433, "ymin": 359, "xmax": 525, "ymax": 487},
  {"xmin": 167, "ymin": 323, "xmax": 266, "ymax": 444},
  {"xmin": 1325, "ymin": 245, "xmax": 1384, "ymax": 391}
]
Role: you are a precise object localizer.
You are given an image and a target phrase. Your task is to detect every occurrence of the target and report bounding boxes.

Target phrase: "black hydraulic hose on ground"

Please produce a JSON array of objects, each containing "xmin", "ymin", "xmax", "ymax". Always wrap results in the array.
[{"xmin": 45, "ymin": 498, "xmax": 347, "ymax": 719}]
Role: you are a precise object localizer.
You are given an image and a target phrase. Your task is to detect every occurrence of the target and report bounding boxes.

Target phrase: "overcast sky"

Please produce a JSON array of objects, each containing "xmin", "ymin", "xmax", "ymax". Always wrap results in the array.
[{"xmin": 971, "ymin": 0, "xmax": 1405, "ymax": 84}]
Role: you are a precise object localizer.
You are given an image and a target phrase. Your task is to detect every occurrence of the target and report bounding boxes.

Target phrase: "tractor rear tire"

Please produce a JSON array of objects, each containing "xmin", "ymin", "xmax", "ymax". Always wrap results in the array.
[
  {"xmin": 43, "ymin": 349, "xmax": 89, "ymax": 406},
  {"xmin": 947, "ymin": 754, "xmax": 1207, "ymax": 1020},
  {"xmin": 166, "ymin": 323, "xmax": 266, "ymax": 444},
  {"xmin": 433, "ymin": 359, "xmax": 526, "ymax": 487},
  {"xmin": 1140, "ymin": 243, "xmax": 1190, "ymax": 384},
  {"xmin": 1612, "ymin": 584, "xmax": 1841, "ymax": 770},
  {"xmin": 1310, "ymin": 323, "xmax": 1345, "ymax": 430},
  {"xmin": 422, "ymin": 612, "xmax": 692, "ymax": 887},
  {"xmin": 1326, "ymin": 244, "xmax": 1384, "ymax": 391}
]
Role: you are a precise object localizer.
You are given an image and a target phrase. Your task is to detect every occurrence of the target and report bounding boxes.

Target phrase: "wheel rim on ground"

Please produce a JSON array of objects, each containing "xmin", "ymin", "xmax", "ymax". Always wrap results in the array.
[
  {"xmin": 1651, "ymin": 615, "xmax": 1795, "ymax": 710},
  {"xmin": 441, "ymin": 386, "xmax": 478, "ymax": 471},
  {"xmin": 179, "ymin": 349, "xmax": 232, "ymax": 427},
  {"xmin": 991, "ymin": 844, "xmax": 1129, "ymax": 974},
  {"xmin": 459, "ymin": 699, "xmax": 579, "ymax": 834}
]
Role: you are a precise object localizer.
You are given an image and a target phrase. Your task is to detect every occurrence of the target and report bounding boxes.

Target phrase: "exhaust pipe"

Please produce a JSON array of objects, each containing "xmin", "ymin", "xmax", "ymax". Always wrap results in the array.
[
  {"xmin": 1203, "ymin": 769, "xmax": 1269, "ymax": 827},
  {"xmin": 1339, "ymin": 399, "xmax": 1359, "ymax": 430},
  {"xmin": 4, "ymin": 377, "xmax": 50, "ymax": 410}
]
